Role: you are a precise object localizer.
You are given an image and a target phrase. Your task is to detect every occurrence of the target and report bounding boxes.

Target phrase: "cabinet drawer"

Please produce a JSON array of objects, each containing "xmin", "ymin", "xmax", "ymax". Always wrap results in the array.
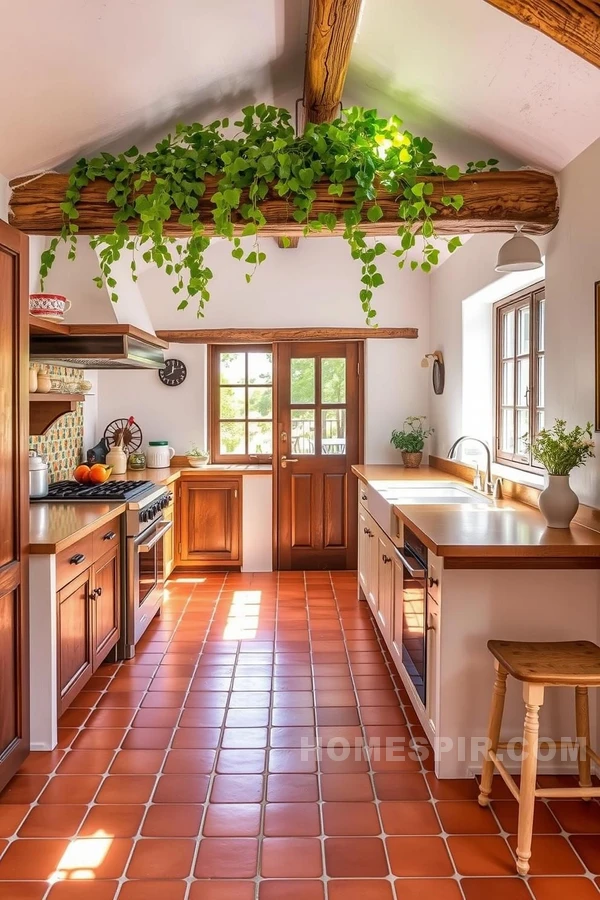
[
  {"xmin": 93, "ymin": 519, "xmax": 121, "ymax": 562},
  {"xmin": 56, "ymin": 534, "xmax": 94, "ymax": 590},
  {"xmin": 358, "ymin": 481, "xmax": 369, "ymax": 510}
]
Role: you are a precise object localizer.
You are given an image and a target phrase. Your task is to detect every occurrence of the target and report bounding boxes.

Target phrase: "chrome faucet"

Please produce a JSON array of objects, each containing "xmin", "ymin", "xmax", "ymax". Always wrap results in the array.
[{"xmin": 447, "ymin": 436, "xmax": 493, "ymax": 495}]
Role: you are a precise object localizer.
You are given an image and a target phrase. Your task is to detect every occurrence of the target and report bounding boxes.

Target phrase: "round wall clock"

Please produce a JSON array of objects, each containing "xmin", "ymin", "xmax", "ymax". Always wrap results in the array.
[{"xmin": 159, "ymin": 358, "xmax": 187, "ymax": 387}]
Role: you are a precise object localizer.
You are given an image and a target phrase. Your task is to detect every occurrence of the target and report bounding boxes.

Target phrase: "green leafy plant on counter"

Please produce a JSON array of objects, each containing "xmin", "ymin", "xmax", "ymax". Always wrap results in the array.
[
  {"xmin": 390, "ymin": 416, "xmax": 434, "ymax": 453},
  {"xmin": 38, "ymin": 105, "xmax": 501, "ymax": 322},
  {"xmin": 525, "ymin": 419, "xmax": 595, "ymax": 475}
]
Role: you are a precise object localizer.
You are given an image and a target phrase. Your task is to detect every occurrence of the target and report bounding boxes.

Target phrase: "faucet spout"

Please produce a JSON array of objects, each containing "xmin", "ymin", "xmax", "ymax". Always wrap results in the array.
[{"xmin": 447, "ymin": 435, "xmax": 493, "ymax": 495}]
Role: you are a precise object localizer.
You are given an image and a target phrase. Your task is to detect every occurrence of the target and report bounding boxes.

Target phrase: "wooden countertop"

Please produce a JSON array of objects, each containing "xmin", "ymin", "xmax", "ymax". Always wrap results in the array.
[
  {"xmin": 352, "ymin": 464, "xmax": 600, "ymax": 566},
  {"xmin": 30, "ymin": 502, "xmax": 126, "ymax": 554},
  {"xmin": 112, "ymin": 464, "xmax": 272, "ymax": 486}
]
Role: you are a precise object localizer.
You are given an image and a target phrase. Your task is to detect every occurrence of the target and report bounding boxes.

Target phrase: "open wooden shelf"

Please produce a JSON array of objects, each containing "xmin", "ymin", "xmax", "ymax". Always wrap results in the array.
[
  {"xmin": 28, "ymin": 315, "xmax": 70, "ymax": 335},
  {"xmin": 29, "ymin": 393, "xmax": 85, "ymax": 435}
]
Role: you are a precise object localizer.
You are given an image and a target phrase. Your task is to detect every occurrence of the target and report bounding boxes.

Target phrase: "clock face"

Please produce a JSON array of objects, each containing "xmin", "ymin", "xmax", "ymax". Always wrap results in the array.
[{"xmin": 159, "ymin": 358, "xmax": 187, "ymax": 387}]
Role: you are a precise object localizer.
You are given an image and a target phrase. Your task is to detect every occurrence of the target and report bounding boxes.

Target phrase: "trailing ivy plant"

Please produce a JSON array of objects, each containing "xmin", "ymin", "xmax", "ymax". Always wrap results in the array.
[{"xmin": 39, "ymin": 105, "xmax": 500, "ymax": 322}]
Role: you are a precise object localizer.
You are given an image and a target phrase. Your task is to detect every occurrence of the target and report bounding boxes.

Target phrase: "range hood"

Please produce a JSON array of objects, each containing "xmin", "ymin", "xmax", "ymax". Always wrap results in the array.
[{"xmin": 30, "ymin": 324, "xmax": 167, "ymax": 370}]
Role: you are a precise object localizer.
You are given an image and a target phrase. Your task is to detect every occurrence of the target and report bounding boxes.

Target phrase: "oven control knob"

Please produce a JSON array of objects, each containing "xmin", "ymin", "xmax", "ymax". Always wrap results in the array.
[{"xmin": 141, "ymin": 510, "xmax": 149, "ymax": 522}]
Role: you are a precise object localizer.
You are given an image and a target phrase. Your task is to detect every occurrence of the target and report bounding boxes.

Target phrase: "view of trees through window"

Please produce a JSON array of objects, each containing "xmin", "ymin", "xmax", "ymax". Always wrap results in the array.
[{"xmin": 212, "ymin": 347, "xmax": 273, "ymax": 461}]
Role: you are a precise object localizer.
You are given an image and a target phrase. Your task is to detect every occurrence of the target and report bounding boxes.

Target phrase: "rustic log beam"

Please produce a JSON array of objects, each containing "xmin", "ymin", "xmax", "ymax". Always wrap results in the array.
[
  {"xmin": 304, "ymin": 0, "xmax": 363, "ymax": 125},
  {"xmin": 8, "ymin": 170, "xmax": 558, "ymax": 237},
  {"xmin": 484, "ymin": 0, "xmax": 600, "ymax": 67},
  {"xmin": 155, "ymin": 327, "xmax": 418, "ymax": 343}
]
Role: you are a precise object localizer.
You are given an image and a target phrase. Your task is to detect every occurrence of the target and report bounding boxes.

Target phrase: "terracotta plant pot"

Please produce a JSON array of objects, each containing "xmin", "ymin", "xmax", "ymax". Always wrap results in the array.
[{"xmin": 402, "ymin": 451, "xmax": 423, "ymax": 468}]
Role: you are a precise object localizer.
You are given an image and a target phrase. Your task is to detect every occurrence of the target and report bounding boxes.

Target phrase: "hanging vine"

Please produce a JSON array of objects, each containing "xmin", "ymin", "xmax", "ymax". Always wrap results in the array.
[{"xmin": 39, "ymin": 105, "xmax": 499, "ymax": 322}]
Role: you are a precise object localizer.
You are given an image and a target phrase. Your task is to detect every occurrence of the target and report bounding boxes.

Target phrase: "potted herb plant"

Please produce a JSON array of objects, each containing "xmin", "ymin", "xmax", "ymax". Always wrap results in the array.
[
  {"xmin": 390, "ymin": 416, "xmax": 434, "ymax": 468},
  {"xmin": 187, "ymin": 444, "xmax": 210, "ymax": 468},
  {"xmin": 526, "ymin": 419, "xmax": 595, "ymax": 528}
]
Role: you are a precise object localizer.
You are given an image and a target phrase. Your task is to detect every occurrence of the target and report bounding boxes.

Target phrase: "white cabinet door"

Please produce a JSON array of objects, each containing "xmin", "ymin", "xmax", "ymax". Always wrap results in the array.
[
  {"xmin": 376, "ymin": 532, "xmax": 394, "ymax": 643},
  {"xmin": 426, "ymin": 593, "xmax": 440, "ymax": 733},
  {"xmin": 367, "ymin": 518, "xmax": 379, "ymax": 616}
]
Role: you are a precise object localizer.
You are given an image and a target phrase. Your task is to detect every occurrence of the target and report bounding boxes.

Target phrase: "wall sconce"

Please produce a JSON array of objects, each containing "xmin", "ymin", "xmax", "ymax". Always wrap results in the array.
[
  {"xmin": 421, "ymin": 351, "xmax": 445, "ymax": 395},
  {"xmin": 495, "ymin": 225, "xmax": 542, "ymax": 272}
]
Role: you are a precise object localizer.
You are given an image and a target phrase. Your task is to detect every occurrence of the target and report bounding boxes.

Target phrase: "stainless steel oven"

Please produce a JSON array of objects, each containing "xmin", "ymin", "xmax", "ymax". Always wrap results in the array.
[
  {"xmin": 118, "ymin": 488, "xmax": 173, "ymax": 659},
  {"xmin": 400, "ymin": 526, "xmax": 428, "ymax": 704}
]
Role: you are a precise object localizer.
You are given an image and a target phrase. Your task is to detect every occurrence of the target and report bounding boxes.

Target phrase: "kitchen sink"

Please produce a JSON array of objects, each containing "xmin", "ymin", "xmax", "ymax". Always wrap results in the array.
[{"xmin": 366, "ymin": 481, "xmax": 494, "ymax": 538}]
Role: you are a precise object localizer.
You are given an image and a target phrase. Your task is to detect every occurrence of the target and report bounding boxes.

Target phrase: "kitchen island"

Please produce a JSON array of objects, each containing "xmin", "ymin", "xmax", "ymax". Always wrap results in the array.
[{"xmin": 353, "ymin": 463, "xmax": 600, "ymax": 778}]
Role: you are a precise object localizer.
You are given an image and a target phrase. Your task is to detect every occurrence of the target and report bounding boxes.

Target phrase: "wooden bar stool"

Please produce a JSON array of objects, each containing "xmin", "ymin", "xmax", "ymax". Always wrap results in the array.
[{"xmin": 478, "ymin": 639, "xmax": 600, "ymax": 876}]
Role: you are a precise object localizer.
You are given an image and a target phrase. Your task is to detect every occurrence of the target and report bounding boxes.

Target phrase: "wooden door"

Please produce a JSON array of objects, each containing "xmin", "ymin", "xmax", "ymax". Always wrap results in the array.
[
  {"xmin": 92, "ymin": 545, "xmax": 120, "ymax": 670},
  {"xmin": 277, "ymin": 342, "xmax": 362, "ymax": 569},
  {"xmin": 179, "ymin": 477, "xmax": 242, "ymax": 567},
  {"xmin": 57, "ymin": 568, "xmax": 94, "ymax": 715},
  {"xmin": 0, "ymin": 220, "xmax": 29, "ymax": 792}
]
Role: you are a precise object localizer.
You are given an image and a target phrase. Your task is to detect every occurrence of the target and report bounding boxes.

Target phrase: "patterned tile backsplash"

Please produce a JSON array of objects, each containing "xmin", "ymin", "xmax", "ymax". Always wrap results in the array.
[{"xmin": 29, "ymin": 365, "xmax": 85, "ymax": 483}]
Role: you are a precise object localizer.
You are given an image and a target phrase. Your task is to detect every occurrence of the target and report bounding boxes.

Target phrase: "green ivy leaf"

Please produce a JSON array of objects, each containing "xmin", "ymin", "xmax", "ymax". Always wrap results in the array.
[
  {"xmin": 367, "ymin": 204, "xmax": 383, "ymax": 222},
  {"xmin": 445, "ymin": 165, "xmax": 461, "ymax": 181}
]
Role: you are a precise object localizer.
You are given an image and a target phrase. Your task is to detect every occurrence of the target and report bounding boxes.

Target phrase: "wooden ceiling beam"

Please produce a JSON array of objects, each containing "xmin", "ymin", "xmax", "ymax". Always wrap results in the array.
[
  {"xmin": 155, "ymin": 327, "xmax": 418, "ymax": 343},
  {"xmin": 303, "ymin": 0, "xmax": 363, "ymax": 125},
  {"xmin": 8, "ymin": 170, "xmax": 559, "ymax": 237},
  {"xmin": 484, "ymin": 0, "xmax": 600, "ymax": 67}
]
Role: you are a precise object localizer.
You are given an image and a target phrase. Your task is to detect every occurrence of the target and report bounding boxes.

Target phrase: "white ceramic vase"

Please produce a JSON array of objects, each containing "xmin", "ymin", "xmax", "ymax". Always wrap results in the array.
[{"xmin": 538, "ymin": 474, "xmax": 579, "ymax": 528}]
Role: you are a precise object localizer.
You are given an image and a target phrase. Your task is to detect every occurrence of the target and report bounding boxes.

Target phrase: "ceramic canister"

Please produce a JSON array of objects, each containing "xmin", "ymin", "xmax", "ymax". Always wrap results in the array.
[{"xmin": 146, "ymin": 441, "xmax": 175, "ymax": 469}]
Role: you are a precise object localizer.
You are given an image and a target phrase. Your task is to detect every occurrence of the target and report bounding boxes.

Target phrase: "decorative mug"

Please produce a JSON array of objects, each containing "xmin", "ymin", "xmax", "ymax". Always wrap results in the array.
[{"xmin": 29, "ymin": 294, "xmax": 71, "ymax": 320}]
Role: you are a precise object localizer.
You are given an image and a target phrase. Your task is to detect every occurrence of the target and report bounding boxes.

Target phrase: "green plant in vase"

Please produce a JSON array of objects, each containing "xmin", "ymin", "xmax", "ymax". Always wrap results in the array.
[{"xmin": 390, "ymin": 416, "xmax": 434, "ymax": 468}]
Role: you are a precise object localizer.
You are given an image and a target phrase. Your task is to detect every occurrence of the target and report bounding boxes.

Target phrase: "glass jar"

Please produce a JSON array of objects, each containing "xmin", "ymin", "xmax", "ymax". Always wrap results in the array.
[{"xmin": 128, "ymin": 451, "xmax": 147, "ymax": 471}]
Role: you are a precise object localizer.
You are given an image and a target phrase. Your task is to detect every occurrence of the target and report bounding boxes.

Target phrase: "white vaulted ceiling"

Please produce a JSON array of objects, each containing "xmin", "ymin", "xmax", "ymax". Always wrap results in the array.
[{"xmin": 0, "ymin": 0, "xmax": 599, "ymax": 178}]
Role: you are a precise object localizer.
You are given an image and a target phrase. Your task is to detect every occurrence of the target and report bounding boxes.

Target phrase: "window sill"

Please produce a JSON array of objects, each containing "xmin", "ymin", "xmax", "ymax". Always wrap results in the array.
[{"xmin": 492, "ymin": 462, "xmax": 544, "ymax": 489}]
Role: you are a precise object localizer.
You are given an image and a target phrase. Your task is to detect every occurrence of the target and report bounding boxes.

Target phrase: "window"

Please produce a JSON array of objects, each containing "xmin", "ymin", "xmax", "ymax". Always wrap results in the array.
[
  {"xmin": 495, "ymin": 284, "xmax": 545, "ymax": 470},
  {"xmin": 209, "ymin": 345, "xmax": 273, "ymax": 463}
]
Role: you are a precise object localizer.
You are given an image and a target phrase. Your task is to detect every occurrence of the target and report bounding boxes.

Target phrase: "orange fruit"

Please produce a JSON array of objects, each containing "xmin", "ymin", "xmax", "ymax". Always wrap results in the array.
[
  {"xmin": 73, "ymin": 464, "xmax": 91, "ymax": 483},
  {"xmin": 88, "ymin": 464, "xmax": 113, "ymax": 484}
]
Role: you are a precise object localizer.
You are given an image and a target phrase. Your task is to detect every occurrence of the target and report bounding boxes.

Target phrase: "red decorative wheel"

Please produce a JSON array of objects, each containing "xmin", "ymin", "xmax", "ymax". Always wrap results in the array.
[{"xmin": 104, "ymin": 417, "xmax": 143, "ymax": 453}]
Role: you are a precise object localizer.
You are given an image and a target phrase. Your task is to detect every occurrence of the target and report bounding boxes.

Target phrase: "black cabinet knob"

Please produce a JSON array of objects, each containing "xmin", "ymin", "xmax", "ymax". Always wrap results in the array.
[{"xmin": 70, "ymin": 553, "xmax": 85, "ymax": 565}]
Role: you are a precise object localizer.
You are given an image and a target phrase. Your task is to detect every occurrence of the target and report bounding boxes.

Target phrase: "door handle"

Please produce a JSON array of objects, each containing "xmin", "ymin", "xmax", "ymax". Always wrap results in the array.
[
  {"xmin": 138, "ymin": 520, "xmax": 173, "ymax": 553},
  {"xmin": 281, "ymin": 456, "xmax": 299, "ymax": 469}
]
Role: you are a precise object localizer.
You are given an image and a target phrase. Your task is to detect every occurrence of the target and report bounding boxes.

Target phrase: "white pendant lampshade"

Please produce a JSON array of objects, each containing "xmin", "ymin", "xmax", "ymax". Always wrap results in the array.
[{"xmin": 495, "ymin": 225, "xmax": 542, "ymax": 272}]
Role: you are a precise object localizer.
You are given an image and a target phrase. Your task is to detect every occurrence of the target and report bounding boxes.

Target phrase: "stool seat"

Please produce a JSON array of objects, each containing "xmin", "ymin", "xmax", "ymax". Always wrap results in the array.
[{"xmin": 487, "ymin": 640, "xmax": 600, "ymax": 685}]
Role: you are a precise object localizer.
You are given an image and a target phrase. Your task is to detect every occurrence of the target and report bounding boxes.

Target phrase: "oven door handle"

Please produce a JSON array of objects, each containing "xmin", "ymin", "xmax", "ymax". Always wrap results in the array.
[
  {"xmin": 396, "ymin": 549, "xmax": 425, "ymax": 579},
  {"xmin": 138, "ymin": 520, "xmax": 173, "ymax": 553}
]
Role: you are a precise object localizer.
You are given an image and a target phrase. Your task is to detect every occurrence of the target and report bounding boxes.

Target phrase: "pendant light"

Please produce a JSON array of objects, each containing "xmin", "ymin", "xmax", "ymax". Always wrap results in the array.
[{"xmin": 495, "ymin": 225, "xmax": 542, "ymax": 272}]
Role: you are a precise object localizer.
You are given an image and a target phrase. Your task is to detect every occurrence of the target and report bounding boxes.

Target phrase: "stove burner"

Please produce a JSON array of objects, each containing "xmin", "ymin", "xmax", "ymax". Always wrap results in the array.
[{"xmin": 37, "ymin": 480, "xmax": 155, "ymax": 502}]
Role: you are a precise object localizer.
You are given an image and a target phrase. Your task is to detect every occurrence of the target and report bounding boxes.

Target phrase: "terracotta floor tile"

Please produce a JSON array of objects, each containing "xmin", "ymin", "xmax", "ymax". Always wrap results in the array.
[
  {"xmin": 448, "ymin": 834, "xmax": 519, "ymax": 876},
  {"xmin": 325, "ymin": 837, "xmax": 388, "ymax": 877},
  {"xmin": 71, "ymin": 729, "xmax": 125, "ymax": 750},
  {"xmin": 0, "ymin": 804, "xmax": 29, "ymax": 836},
  {"xmin": 118, "ymin": 883, "xmax": 187, "ymax": 900},
  {"xmin": 567, "ymin": 836, "xmax": 600, "ymax": 874},
  {"xmin": 321, "ymin": 773, "xmax": 373, "ymax": 802},
  {"xmin": 141, "ymin": 803, "xmax": 202, "ymax": 837},
  {"xmin": 329, "ymin": 882, "xmax": 395, "ymax": 900},
  {"xmin": 216, "ymin": 749, "xmax": 266, "ymax": 774},
  {"xmin": 164, "ymin": 749, "xmax": 216, "ymax": 774},
  {"xmin": 203, "ymin": 803, "xmax": 262, "ymax": 836},
  {"xmin": 0, "ymin": 838, "xmax": 69, "ymax": 879},
  {"xmin": 0, "ymin": 774, "xmax": 48, "ymax": 805},
  {"xmin": 132, "ymin": 708, "xmax": 180, "ymax": 728},
  {"xmin": 109, "ymin": 748, "xmax": 166, "ymax": 774},
  {"xmin": 225, "ymin": 708, "xmax": 270, "ymax": 728},
  {"xmin": 360, "ymin": 708, "xmax": 405, "ymax": 726},
  {"xmin": 426, "ymin": 773, "xmax": 480, "ymax": 800},
  {"xmin": 79, "ymin": 803, "xmax": 145, "ymax": 837},
  {"xmin": 508, "ymin": 834, "xmax": 585, "ymax": 875},
  {"xmin": 373, "ymin": 773, "xmax": 429, "ymax": 801},
  {"xmin": 195, "ymin": 837, "xmax": 259, "ymax": 878},
  {"xmin": 190, "ymin": 883, "xmax": 256, "ymax": 900},
  {"xmin": 261, "ymin": 837, "xmax": 323, "ymax": 877},
  {"xmin": 86, "ymin": 708, "xmax": 135, "ymax": 728},
  {"xmin": 18, "ymin": 804, "xmax": 87, "ymax": 837},
  {"xmin": 549, "ymin": 800, "xmax": 600, "ymax": 833},
  {"xmin": 38, "ymin": 775, "xmax": 101, "ymax": 805},
  {"xmin": 0, "ymin": 884, "xmax": 48, "ymax": 900},
  {"xmin": 529, "ymin": 877, "xmax": 600, "ymax": 899},
  {"xmin": 379, "ymin": 800, "xmax": 441, "ymax": 835},
  {"xmin": 397, "ymin": 880, "xmax": 465, "ymax": 900},
  {"xmin": 386, "ymin": 836, "xmax": 454, "ymax": 876},
  {"xmin": 18, "ymin": 749, "xmax": 65, "ymax": 774},
  {"xmin": 263, "ymin": 802, "xmax": 321, "ymax": 836},
  {"xmin": 222, "ymin": 727, "xmax": 269, "ymax": 748},
  {"xmin": 56, "ymin": 749, "xmax": 115, "ymax": 775},
  {"xmin": 172, "ymin": 727, "xmax": 221, "ymax": 748},
  {"xmin": 267, "ymin": 774, "xmax": 319, "ymax": 802},
  {"xmin": 268, "ymin": 748, "xmax": 318, "ymax": 774},
  {"xmin": 492, "ymin": 799, "xmax": 561, "ymax": 834},
  {"xmin": 46, "ymin": 884, "xmax": 119, "ymax": 900},
  {"xmin": 95, "ymin": 775, "xmax": 155, "ymax": 804},
  {"xmin": 210, "ymin": 774, "xmax": 264, "ymax": 803},
  {"xmin": 323, "ymin": 801, "xmax": 381, "ymax": 835},
  {"xmin": 127, "ymin": 838, "xmax": 195, "ymax": 878},
  {"xmin": 154, "ymin": 774, "xmax": 210, "ymax": 804},
  {"xmin": 436, "ymin": 800, "xmax": 500, "ymax": 834},
  {"xmin": 316, "ymin": 708, "xmax": 360, "ymax": 726},
  {"xmin": 259, "ymin": 882, "xmax": 324, "ymax": 900},
  {"xmin": 122, "ymin": 727, "xmax": 173, "ymax": 749}
]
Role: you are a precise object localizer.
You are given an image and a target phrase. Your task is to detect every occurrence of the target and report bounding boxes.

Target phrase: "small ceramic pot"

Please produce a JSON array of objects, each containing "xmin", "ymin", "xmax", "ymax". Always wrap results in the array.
[
  {"xmin": 187, "ymin": 456, "xmax": 209, "ymax": 468},
  {"xmin": 29, "ymin": 293, "xmax": 71, "ymax": 320},
  {"xmin": 29, "ymin": 366, "xmax": 38, "ymax": 393},
  {"xmin": 539, "ymin": 474, "xmax": 579, "ymax": 528},
  {"xmin": 402, "ymin": 451, "xmax": 423, "ymax": 468},
  {"xmin": 36, "ymin": 371, "xmax": 52, "ymax": 393}
]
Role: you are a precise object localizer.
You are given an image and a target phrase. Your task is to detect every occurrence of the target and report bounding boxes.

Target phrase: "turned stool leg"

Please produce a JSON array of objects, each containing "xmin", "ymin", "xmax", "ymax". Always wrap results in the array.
[
  {"xmin": 516, "ymin": 682, "xmax": 544, "ymax": 877},
  {"xmin": 575, "ymin": 685, "xmax": 592, "ymax": 796},
  {"xmin": 478, "ymin": 661, "xmax": 508, "ymax": 807}
]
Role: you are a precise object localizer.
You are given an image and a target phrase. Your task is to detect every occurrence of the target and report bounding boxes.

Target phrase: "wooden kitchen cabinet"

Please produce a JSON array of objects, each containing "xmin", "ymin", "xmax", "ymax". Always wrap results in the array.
[
  {"xmin": 91, "ymin": 544, "xmax": 120, "ymax": 671},
  {"xmin": 58, "ymin": 568, "xmax": 94, "ymax": 714},
  {"xmin": 177, "ymin": 476, "xmax": 242, "ymax": 569}
]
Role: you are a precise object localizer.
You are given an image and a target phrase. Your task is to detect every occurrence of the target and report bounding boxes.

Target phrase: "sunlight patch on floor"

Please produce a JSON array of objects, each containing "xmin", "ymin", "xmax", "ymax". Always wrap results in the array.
[
  {"xmin": 51, "ymin": 833, "xmax": 112, "ymax": 882},
  {"xmin": 223, "ymin": 590, "xmax": 262, "ymax": 640}
]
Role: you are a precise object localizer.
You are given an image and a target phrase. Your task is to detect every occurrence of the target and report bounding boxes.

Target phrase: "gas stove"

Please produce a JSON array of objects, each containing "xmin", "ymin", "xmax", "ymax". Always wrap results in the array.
[{"xmin": 35, "ymin": 480, "xmax": 156, "ymax": 502}]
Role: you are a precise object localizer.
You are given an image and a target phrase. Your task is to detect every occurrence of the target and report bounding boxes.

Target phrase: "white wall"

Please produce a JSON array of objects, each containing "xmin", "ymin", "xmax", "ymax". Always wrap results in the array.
[
  {"xmin": 429, "ymin": 136, "xmax": 600, "ymax": 506},
  {"xmin": 94, "ymin": 237, "xmax": 431, "ymax": 461}
]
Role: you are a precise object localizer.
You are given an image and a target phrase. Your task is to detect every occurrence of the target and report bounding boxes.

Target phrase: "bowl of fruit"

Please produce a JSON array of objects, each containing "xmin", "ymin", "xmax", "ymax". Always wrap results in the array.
[{"xmin": 74, "ymin": 463, "xmax": 113, "ymax": 484}]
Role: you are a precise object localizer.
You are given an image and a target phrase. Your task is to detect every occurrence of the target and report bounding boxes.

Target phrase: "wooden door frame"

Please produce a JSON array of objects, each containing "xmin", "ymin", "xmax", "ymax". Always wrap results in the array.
[
  {"xmin": 272, "ymin": 340, "xmax": 364, "ymax": 570},
  {"xmin": 0, "ymin": 219, "xmax": 29, "ymax": 790}
]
